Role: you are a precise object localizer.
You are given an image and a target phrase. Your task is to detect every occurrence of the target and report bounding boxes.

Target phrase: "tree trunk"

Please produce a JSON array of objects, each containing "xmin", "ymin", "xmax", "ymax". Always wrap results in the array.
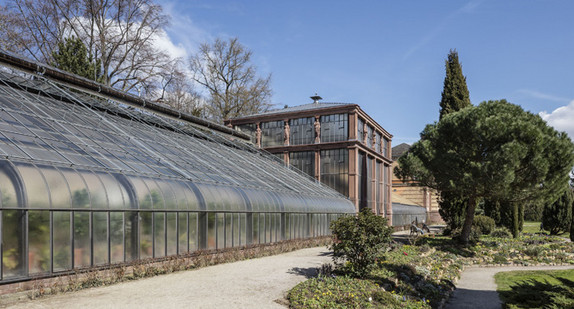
[{"xmin": 459, "ymin": 196, "xmax": 477, "ymax": 244}]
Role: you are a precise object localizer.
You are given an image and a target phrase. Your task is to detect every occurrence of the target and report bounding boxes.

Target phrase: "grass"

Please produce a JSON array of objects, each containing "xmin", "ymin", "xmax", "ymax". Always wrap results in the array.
[
  {"xmin": 522, "ymin": 221, "xmax": 543, "ymax": 234},
  {"xmin": 495, "ymin": 269, "xmax": 574, "ymax": 308},
  {"xmin": 523, "ymin": 221, "xmax": 571, "ymax": 239}
]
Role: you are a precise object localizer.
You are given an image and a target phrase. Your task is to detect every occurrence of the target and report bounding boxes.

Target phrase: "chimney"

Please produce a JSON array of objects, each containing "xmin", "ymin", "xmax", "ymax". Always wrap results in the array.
[{"xmin": 310, "ymin": 94, "xmax": 322, "ymax": 104}]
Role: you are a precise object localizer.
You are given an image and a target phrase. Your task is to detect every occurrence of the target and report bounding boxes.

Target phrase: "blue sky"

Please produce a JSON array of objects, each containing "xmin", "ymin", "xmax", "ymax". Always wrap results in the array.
[{"xmin": 158, "ymin": 0, "xmax": 574, "ymax": 145}]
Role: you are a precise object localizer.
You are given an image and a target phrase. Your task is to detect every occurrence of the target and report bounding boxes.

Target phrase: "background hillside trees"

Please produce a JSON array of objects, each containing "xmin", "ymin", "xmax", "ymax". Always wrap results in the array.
[{"xmin": 396, "ymin": 100, "xmax": 574, "ymax": 243}]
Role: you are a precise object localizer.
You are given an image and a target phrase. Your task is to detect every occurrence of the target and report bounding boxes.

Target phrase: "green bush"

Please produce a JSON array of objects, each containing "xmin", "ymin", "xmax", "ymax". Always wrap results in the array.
[
  {"xmin": 451, "ymin": 226, "xmax": 481, "ymax": 244},
  {"xmin": 473, "ymin": 215, "xmax": 496, "ymax": 235},
  {"xmin": 330, "ymin": 208, "xmax": 393, "ymax": 277},
  {"xmin": 542, "ymin": 188, "xmax": 573, "ymax": 235},
  {"xmin": 491, "ymin": 227, "xmax": 512, "ymax": 238}
]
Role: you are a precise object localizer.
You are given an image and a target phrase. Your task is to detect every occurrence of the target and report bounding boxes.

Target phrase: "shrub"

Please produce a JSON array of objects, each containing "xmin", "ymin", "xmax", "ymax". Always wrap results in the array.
[
  {"xmin": 451, "ymin": 226, "xmax": 481, "ymax": 244},
  {"xmin": 330, "ymin": 208, "xmax": 393, "ymax": 277},
  {"xmin": 542, "ymin": 188, "xmax": 573, "ymax": 235},
  {"xmin": 491, "ymin": 227, "xmax": 512, "ymax": 238},
  {"xmin": 473, "ymin": 215, "xmax": 496, "ymax": 235}
]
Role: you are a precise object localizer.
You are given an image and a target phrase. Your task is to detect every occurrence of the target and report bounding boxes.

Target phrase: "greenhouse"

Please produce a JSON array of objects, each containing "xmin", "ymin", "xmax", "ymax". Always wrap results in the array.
[{"xmin": 0, "ymin": 51, "xmax": 355, "ymax": 283}]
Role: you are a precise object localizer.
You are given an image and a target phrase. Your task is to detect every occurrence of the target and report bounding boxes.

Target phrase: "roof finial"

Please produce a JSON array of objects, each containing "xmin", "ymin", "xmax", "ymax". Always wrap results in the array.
[{"xmin": 310, "ymin": 93, "xmax": 322, "ymax": 104}]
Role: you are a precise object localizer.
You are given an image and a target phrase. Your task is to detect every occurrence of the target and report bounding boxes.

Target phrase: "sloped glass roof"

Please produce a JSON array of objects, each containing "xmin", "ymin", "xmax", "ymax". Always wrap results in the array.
[{"xmin": 0, "ymin": 54, "xmax": 354, "ymax": 214}]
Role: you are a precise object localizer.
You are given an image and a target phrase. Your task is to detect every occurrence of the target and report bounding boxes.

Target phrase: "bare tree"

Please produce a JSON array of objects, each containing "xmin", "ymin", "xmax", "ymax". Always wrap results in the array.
[
  {"xmin": 4, "ymin": 0, "xmax": 176, "ymax": 94},
  {"xmin": 189, "ymin": 37, "xmax": 272, "ymax": 122},
  {"xmin": 157, "ymin": 61, "xmax": 204, "ymax": 117}
]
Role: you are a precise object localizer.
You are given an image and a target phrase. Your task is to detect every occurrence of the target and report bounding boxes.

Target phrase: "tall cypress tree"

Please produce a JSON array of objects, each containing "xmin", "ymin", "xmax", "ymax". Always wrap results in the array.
[
  {"xmin": 439, "ymin": 49, "xmax": 471, "ymax": 120},
  {"xmin": 52, "ymin": 36, "xmax": 102, "ymax": 82},
  {"xmin": 437, "ymin": 50, "xmax": 472, "ymax": 231}
]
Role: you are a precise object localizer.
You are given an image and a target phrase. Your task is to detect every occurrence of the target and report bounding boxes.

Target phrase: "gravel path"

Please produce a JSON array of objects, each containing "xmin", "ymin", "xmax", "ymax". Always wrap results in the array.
[
  {"xmin": 444, "ymin": 265, "xmax": 574, "ymax": 309},
  {"xmin": 4, "ymin": 247, "xmax": 332, "ymax": 309}
]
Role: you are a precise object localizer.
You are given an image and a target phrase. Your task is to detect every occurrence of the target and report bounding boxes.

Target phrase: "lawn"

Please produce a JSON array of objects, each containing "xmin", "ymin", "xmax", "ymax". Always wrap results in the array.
[
  {"xmin": 523, "ymin": 221, "xmax": 571, "ymax": 239},
  {"xmin": 495, "ymin": 269, "xmax": 574, "ymax": 308}
]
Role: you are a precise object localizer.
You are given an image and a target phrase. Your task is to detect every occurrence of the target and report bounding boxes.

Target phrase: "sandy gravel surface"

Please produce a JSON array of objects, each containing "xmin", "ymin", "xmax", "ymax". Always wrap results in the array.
[
  {"xmin": 444, "ymin": 265, "xmax": 574, "ymax": 309},
  {"xmin": 5, "ymin": 247, "xmax": 332, "ymax": 309}
]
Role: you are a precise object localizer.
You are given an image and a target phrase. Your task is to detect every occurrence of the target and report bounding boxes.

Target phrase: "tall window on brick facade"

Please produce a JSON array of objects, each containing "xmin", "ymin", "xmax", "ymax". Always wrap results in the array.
[
  {"xmin": 357, "ymin": 117, "xmax": 364, "ymax": 143},
  {"xmin": 261, "ymin": 121, "xmax": 284, "ymax": 147},
  {"xmin": 289, "ymin": 117, "xmax": 314, "ymax": 145},
  {"xmin": 320, "ymin": 149, "xmax": 348, "ymax": 196},
  {"xmin": 236, "ymin": 123, "xmax": 257, "ymax": 143},
  {"xmin": 320, "ymin": 114, "xmax": 348, "ymax": 143},
  {"xmin": 289, "ymin": 151, "xmax": 315, "ymax": 178}
]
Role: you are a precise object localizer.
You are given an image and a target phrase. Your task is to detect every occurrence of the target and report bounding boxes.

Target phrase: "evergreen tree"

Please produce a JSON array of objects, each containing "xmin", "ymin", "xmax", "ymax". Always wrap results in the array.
[
  {"xmin": 52, "ymin": 36, "xmax": 101, "ymax": 82},
  {"xmin": 439, "ymin": 49, "xmax": 471, "ymax": 120},
  {"xmin": 396, "ymin": 100, "xmax": 574, "ymax": 244},
  {"xmin": 437, "ymin": 49, "xmax": 472, "ymax": 229},
  {"xmin": 542, "ymin": 187, "xmax": 573, "ymax": 235}
]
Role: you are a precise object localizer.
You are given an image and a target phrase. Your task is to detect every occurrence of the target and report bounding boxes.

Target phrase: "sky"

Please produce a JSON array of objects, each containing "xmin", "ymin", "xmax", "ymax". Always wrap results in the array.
[{"xmin": 157, "ymin": 0, "xmax": 574, "ymax": 145}]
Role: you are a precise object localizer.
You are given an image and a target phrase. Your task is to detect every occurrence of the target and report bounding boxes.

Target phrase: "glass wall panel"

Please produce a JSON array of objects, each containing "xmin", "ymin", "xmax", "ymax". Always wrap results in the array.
[
  {"xmin": 166, "ymin": 212, "xmax": 177, "ymax": 256},
  {"xmin": 82, "ymin": 171, "xmax": 108, "ymax": 208},
  {"xmin": 225, "ymin": 213, "xmax": 233, "ymax": 248},
  {"xmin": 366, "ymin": 125, "xmax": 373, "ymax": 148},
  {"xmin": 375, "ymin": 133, "xmax": 381, "ymax": 153},
  {"xmin": 18, "ymin": 164, "xmax": 50, "ymax": 208},
  {"xmin": 261, "ymin": 213, "xmax": 267, "ymax": 243},
  {"xmin": 235, "ymin": 123, "xmax": 256, "ymax": 143},
  {"xmin": 252, "ymin": 214, "xmax": 259, "ymax": 245},
  {"xmin": 156, "ymin": 180, "xmax": 177, "ymax": 210},
  {"xmin": 384, "ymin": 164, "xmax": 389, "ymax": 215},
  {"xmin": 139, "ymin": 212, "xmax": 153, "ymax": 258},
  {"xmin": 62, "ymin": 169, "xmax": 90, "ymax": 208},
  {"xmin": 320, "ymin": 114, "xmax": 348, "ymax": 143},
  {"xmin": 93, "ymin": 212, "xmax": 108, "ymax": 265},
  {"xmin": 130, "ymin": 177, "xmax": 151, "ymax": 209},
  {"xmin": 110, "ymin": 212, "xmax": 124, "ymax": 263},
  {"xmin": 189, "ymin": 213, "xmax": 197, "ymax": 251},
  {"xmin": 154, "ymin": 212, "xmax": 165, "ymax": 257},
  {"xmin": 99, "ymin": 173, "xmax": 126, "ymax": 209},
  {"xmin": 41, "ymin": 167, "xmax": 71, "ymax": 209},
  {"xmin": 240, "ymin": 213, "xmax": 246, "ymax": 246},
  {"xmin": 376, "ymin": 161, "xmax": 381, "ymax": 215},
  {"xmin": 207, "ymin": 213, "xmax": 216, "ymax": 250},
  {"xmin": 383, "ymin": 137, "xmax": 389, "ymax": 157},
  {"xmin": 357, "ymin": 118, "xmax": 365, "ymax": 143},
  {"xmin": 2, "ymin": 210, "xmax": 25, "ymax": 278},
  {"xmin": 145, "ymin": 179, "xmax": 165, "ymax": 210},
  {"xmin": 260, "ymin": 121, "xmax": 284, "ymax": 147},
  {"xmin": 217, "ymin": 213, "xmax": 224, "ymax": 249},
  {"xmin": 125, "ymin": 212, "xmax": 138, "ymax": 262},
  {"xmin": 289, "ymin": 151, "xmax": 315, "ymax": 178},
  {"xmin": 320, "ymin": 149, "xmax": 349, "ymax": 196},
  {"xmin": 28, "ymin": 211, "xmax": 50, "ymax": 274},
  {"xmin": 285, "ymin": 213, "xmax": 291, "ymax": 240},
  {"xmin": 73, "ymin": 212, "xmax": 91, "ymax": 268},
  {"xmin": 358, "ymin": 151, "xmax": 364, "ymax": 208},
  {"xmin": 53, "ymin": 211, "xmax": 71, "ymax": 271},
  {"xmin": 178, "ymin": 212, "xmax": 188, "ymax": 254},
  {"xmin": 289, "ymin": 117, "xmax": 314, "ymax": 145},
  {"xmin": 0, "ymin": 164, "xmax": 18, "ymax": 208},
  {"xmin": 366, "ymin": 156, "xmax": 373, "ymax": 210}
]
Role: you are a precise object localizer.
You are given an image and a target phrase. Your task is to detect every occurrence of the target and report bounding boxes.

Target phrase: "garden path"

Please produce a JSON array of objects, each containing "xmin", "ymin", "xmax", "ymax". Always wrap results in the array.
[
  {"xmin": 444, "ymin": 265, "xmax": 574, "ymax": 309},
  {"xmin": 2, "ymin": 246, "xmax": 332, "ymax": 309}
]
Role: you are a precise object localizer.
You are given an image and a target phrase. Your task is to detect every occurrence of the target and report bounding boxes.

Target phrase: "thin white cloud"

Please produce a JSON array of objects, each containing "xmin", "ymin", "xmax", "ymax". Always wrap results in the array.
[
  {"xmin": 403, "ymin": 0, "xmax": 483, "ymax": 60},
  {"xmin": 517, "ymin": 89, "xmax": 570, "ymax": 103},
  {"xmin": 540, "ymin": 100, "xmax": 574, "ymax": 139}
]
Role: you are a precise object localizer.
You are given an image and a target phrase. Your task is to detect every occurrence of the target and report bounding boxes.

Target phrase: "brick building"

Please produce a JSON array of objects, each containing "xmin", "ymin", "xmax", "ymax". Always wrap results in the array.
[{"xmin": 225, "ymin": 96, "xmax": 394, "ymax": 222}]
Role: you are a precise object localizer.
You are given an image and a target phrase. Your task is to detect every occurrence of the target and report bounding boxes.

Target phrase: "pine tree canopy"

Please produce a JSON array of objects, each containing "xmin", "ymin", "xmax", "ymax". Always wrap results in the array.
[
  {"xmin": 439, "ymin": 49, "xmax": 471, "ymax": 120},
  {"xmin": 397, "ymin": 99, "xmax": 574, "ymax": 243}
]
